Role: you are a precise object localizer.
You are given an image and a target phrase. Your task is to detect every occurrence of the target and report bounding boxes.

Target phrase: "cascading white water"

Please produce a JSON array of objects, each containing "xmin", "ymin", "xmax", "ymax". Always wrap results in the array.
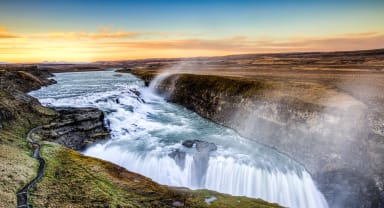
[{"xmin": 30, "ymin": 70, "xmax": 328, "ymax": 208}]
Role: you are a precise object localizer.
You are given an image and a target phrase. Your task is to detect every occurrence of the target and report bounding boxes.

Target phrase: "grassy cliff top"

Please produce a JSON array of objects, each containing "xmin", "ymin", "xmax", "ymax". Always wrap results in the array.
[{"xmin": 121, "ymin": 49, "xmax": 384, "ymax": 110}]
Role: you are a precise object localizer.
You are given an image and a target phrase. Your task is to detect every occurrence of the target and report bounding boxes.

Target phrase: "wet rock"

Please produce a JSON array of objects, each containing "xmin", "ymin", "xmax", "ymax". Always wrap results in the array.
[
  {"xmin": 37, "ymin": 107, "xmax": 110, "ymax": 150},
  {"xmin": 182, "ymin": 140, "xmax": 195, "ymax": 148},
  {"xmin": 182, "ymin": 140, "xmax": 217, "ymax": 152},
  {"xmin": 195, "ymin": 140, "xmax": 217, "ymax": 152},
  {"xmin": 168, "ymin": 149, "xmax": 186, "ymax": 169},
  {"xmin": 129, "ymin": 88, "xmax": 141, "ymax": 97}
]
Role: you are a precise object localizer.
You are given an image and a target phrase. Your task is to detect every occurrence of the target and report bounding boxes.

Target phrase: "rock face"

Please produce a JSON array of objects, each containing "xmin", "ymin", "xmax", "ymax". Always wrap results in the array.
[
  {"xmin": 135, "ymin": 72, "xmax": 384, "ymax": 208},
  {"xmin": 182, "ymin": 140, "xmax": 218, "ymax": 152},
  {"xmin": 0, "ymin": 68, "xmax": 57, "ymax": 130},
  {"xmin": 0, "ymin": 67, "xmax": 56, "ymax": 93},
  {"xmin": 37, "ymin": 107, "xmax": 109, "ymax": 150},
  {"xmin": 0, "ymin": 68, "xmax": 109, "ymax": 150}
]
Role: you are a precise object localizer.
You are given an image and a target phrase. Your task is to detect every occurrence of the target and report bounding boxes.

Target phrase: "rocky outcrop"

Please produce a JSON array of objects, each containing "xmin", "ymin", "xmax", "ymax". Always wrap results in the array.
[
  {"xmin": 133, "ymin": 72, "xmax": 384, "ymax": 208},
  {"xmin": 0, "ymin": 68, "xmax": 109, "ymax": 150},
  {"xmin": 182, "ymin": 140, "xmax": 218, "ymax": 152},
  {"xmin": 0, "ymin": 69, "xmax": 57, "ymax": 131},
  {"xmin": 36, "ymin": 107, "xmax": 109, "ymax": 150},
  {"xmin": 0, "ymin": 67, "xmax": 56, "ymax": 93}
]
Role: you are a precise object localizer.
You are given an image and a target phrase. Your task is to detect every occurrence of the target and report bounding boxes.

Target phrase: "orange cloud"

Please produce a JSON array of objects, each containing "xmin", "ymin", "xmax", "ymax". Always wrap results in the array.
[
  {"xmin": 31, "ymin": 27, "xmax": 175, "ymax": 40},
  {"xmin": 92, "ymin": 32, "xmax": 384, "ymax": 52},
  {"xmin": 1, "ymin": 27, "xmax": 383, "ymax": 63},
  {"xmin": 0, "ymin": 26, "xmax": 21, "ymax": 38},
  {"xmin": 40, "ymin": 31, "xmax": 140, "ymax": 39},
  {"xmin": 288, "ymin": 32, "xmax": 384, "ymax": 51}
]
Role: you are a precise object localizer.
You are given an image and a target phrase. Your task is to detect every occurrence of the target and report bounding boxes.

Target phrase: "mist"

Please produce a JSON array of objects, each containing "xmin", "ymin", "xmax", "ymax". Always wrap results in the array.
[{"xmin": 142, "ymin": 57, "xmax": 384, "ymax": 208}]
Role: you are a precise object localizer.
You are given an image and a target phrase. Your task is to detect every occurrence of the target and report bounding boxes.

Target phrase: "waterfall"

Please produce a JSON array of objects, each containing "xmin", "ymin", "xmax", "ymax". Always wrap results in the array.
[
  {"xmin": 84, "ymin": 145, "xmax": 328, "ymax": 208},
  {"xmin": 149, "ymin": 71, "xmax": 172, "ymax": 90},
  {"xmin": 30, "ymin": 71, "xmax": 329, "ymax": 208}
]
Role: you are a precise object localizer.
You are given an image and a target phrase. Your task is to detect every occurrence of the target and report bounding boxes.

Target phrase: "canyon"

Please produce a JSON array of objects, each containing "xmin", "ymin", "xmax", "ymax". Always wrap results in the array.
[{"xmin": 124, "ymin": 49, "xmax": 384, "ymax": 208}]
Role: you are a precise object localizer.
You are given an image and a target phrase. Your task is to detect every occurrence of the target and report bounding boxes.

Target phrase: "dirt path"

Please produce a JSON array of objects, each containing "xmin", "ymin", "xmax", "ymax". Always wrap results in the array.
[{"xmin": 16, "ymin": 127, "xmax": 45, "ymax": 208}]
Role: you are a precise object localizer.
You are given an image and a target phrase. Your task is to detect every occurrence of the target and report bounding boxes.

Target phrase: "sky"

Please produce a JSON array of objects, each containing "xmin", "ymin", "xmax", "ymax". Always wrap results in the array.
[{"xmin": 0, "ymin": 0, "xmax": 383, "ymax": 63}]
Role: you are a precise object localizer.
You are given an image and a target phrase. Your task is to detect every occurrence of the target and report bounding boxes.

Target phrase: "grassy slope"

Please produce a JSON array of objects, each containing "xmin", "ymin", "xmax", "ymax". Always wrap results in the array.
[
  {"xmin": 0, "ymin": 89, "xmax": 55, "ymax": 207},
  {"xmin": 30, "ymin": 142, "xmax": 278, "ymax": 208}
]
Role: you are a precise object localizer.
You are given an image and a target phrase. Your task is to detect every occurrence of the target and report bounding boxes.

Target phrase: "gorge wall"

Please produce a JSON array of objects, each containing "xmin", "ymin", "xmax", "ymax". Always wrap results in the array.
[{"xmin": 132, "ymin": 71, "xmax": 384, "ymax": 208}]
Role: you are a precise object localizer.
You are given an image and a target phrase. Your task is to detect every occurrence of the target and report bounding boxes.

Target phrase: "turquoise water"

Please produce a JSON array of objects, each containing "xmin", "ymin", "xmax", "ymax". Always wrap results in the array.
[{"xmin": 30, "ymin": 71, "xmax": 328, "ymax": 208}]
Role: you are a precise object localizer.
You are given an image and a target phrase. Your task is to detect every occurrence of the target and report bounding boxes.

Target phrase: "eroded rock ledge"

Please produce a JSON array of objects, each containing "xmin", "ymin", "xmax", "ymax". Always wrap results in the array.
[{"xmin": 36, "ymin": 107, "xmax": 109, "ymax": 150}]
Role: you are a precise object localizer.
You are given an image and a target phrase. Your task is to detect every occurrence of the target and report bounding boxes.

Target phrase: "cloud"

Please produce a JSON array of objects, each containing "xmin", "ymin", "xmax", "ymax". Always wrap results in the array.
[
  {"xmin": 31, "ymin": 26, "xmax": 177, "ymax": 40},
  {"xmin": 1, "ymin": 27, "xmax": 384, "ymax": 62},
  {"xmin": 290, "ymin": 32, "xmax": 384, "ymax": 51},
  {"xmin": 93, "ymin": 32, "xmax": 384, "ymax": 53},
  {"xmin": 0, "ymin": 26, "xmax": 21, "ymax": 38},
  {"xmin": 41, "ymin": 31, "xmax": 141, "ymax": 39}
]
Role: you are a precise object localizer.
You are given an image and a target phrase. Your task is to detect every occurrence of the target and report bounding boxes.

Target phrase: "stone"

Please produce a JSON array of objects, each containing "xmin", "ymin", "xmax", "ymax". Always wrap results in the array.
[
  {"xmin": 182, "ymin": 140, "xmax": 217, "ymax": 152},
  {"xmin": 195, "ymin": 140, "xmax": 217, "ymax": 152},
  {"xmin": 37, "ymin": 107, "xmax": 110, "ymax": 150},
  {"xmin": 182, "ymin": 140, "xmax": 195, "ymax": 148}
]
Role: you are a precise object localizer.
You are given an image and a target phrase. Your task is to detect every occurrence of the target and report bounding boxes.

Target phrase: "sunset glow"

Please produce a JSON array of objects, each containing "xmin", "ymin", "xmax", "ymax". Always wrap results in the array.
[{"xmin": 1, "ymin": 0, "xmax": 383, "ymax": 63}]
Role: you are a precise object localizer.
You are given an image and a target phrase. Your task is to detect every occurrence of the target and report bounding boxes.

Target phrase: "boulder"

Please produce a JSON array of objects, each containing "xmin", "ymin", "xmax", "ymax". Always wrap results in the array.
[{"xmin": 182, "ymin": 140, "xmax": 217, "ymax": 152}]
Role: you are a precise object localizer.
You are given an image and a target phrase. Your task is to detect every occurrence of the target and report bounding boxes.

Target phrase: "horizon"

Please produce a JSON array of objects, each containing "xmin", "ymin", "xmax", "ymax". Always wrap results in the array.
[
  {"xmin": 2, "ymin": 47, "xmax": 384, "ymax": 65},
  {"xmin": 1, "ymin": 0, "xmax": 384, "ymax": 63}
]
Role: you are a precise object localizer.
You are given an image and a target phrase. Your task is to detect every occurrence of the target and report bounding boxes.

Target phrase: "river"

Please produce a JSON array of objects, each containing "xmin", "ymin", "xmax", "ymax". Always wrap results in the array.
[{"xmin": 30, "ymin": 70, "xmax": 328, "ymax": 208}]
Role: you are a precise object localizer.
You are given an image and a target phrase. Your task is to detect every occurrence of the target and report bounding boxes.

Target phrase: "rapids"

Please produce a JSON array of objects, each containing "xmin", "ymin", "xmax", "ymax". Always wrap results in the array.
[{"xmin": 30, "ymin": 71, "xmax": 328, "ymax": 208}]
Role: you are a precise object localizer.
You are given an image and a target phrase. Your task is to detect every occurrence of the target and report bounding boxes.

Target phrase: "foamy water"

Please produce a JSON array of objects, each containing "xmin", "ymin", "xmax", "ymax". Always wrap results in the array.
[{"xmin": 30, "ymin": 70, "xmax": 328, "ymax": 208}]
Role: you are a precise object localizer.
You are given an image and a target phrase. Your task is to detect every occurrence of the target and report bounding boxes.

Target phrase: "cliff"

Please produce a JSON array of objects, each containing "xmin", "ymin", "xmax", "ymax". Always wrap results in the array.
[
  {"xmin": 36, "ymin": 107, "xmax": 110, "ymax": 150},
  {"xmin": 0, "ymin": 67, "xmax": 279, "ymax": 207},
  {"xmin": 131, "ymin": 70, "xmax": 384, "ymax": 208}
]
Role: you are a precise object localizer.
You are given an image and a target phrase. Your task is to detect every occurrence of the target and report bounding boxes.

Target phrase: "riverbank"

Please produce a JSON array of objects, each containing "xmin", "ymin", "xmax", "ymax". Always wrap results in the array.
[
  {"xmin": 0, "ymin": 67, "xmax": 280, "ymax": 207},
  {"xmin": 125, "ymin": 49, "xmax": 384, "ymax": 208}
]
